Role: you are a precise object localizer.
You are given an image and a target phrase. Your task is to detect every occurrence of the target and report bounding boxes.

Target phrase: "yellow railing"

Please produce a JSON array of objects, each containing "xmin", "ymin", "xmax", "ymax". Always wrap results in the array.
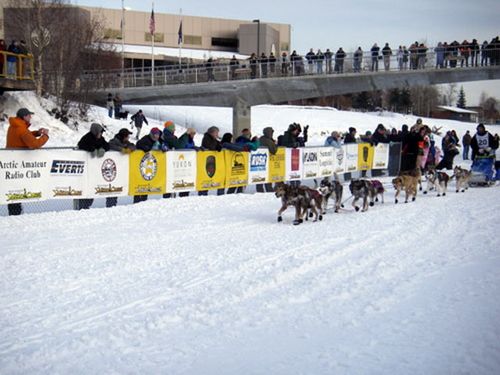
[{"xmin": 0, "ymin": 51, "xmax": 35, "ymax": 81}]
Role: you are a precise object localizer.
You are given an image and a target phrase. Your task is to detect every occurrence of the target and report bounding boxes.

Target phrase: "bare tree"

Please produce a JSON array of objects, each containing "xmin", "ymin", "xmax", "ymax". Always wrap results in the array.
[
  {"xmin": 410, "ymin": 85, "xmax": 440, "ymax": 117},
  {"xmin": 440, "ymin": 83, "xmax": 458, "ymax": 106}
]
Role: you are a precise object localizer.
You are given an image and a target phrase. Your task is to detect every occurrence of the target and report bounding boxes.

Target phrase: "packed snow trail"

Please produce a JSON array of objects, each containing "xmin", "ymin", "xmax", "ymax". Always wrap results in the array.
[{"xmin": 0, "ymin": 184, "xmax": 499, "ymax": 374}]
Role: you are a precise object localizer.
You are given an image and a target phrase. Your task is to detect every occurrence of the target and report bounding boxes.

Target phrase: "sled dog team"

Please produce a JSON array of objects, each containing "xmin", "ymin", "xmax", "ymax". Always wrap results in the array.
[{"xmin": 275, "ymin": 166, "xmax": 472, "ymax": 225}]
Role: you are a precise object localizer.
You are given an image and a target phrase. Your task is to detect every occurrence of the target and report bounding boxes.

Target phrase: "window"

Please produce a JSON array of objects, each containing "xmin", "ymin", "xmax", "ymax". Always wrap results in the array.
[
  {"xmin": 145, "ymin": 32, "xmax": 164, "ymax": 43},
  {"xmin": 184, "ymin": 35, "xmax": 202, "ymax": 46},
  {"xmin": 211, "ymin": 37, "xmax": 238, "ymax": 49},
  {"xmin": 104, "ymin": 29, "xmax": 122, "ymax": 40}
]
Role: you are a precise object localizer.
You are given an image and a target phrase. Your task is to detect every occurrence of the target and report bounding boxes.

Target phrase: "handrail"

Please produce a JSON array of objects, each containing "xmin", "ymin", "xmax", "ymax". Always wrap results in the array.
[{"xmin": 0, "ymin": 50, "xmax": 35, "ymax": 81}]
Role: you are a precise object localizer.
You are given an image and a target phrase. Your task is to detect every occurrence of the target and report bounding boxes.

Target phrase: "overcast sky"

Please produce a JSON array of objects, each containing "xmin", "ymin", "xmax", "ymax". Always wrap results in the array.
[{"xmin": 76, "ymin": 0, "xmax": 500, "ymax": 104}]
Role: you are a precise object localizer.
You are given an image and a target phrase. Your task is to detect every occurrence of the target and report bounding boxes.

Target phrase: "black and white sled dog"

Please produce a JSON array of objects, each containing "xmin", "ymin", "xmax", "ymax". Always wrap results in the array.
[
  {"xmin": 424, "ymin": 169, "xmax": 450, "ymax": 196},
  {"xmin": 452, "ymin": 166, "xmax": 471, "ymax": 193},
  {"xmin": 316, "ymin": 176, "xmax": 343, "ymax": 213},
  {"xmin": 349, "ymin": 179, "xmax": 376, "ymax": 212}
]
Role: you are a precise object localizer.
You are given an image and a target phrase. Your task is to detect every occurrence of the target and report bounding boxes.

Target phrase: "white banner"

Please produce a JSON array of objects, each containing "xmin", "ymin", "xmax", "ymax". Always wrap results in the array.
[
  {"xmin": 372, "ymin": 143, "xmax": 390, "ymax": 170},
  {"xmin": 345, "ymin": 144, "xmax": 358, "ymax": 173},
  {"xmin": 302, "ymin": 148, "xmax": 320, "ymax": 179},
  {"xmin": 166, "ymin": 150, "xmax": 197, "ymax": 193},
  {"xmin": 87, "ymin": 152, "xmax": 129, "ymax": 197},
  {"xmin": 248, "ymin": 149, "xmax": 269, "ymax": 185},
  {"xmin": 318, "ymin": 147, "xmax": 335, "ymax": 178},
  {"xmin": 0, "ymin": 150, "xmax": 51, "ymax": 205},
  {"xmin": 47, "ymin": 150, "xmax": 89, "ymax": 199},
  {"xmin": 332, "ymin": 147, "xmax": 346, "ymax": 174},
  {"xmin": 285, "ymin": 148, "xmax": 303, "ymax": 181}
]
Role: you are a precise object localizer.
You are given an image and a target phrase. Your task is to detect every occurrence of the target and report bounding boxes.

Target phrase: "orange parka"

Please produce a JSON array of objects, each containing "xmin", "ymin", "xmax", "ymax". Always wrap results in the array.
[{"xmin": 6, "ymin": 117, "xmax": 49, "ymax": 149}]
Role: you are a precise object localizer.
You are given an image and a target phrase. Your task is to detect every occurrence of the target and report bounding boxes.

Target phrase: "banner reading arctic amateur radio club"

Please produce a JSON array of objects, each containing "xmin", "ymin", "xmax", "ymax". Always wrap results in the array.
[{"xmin": 0, "ymin": 145, "xmax": 391, "ymax": 205}]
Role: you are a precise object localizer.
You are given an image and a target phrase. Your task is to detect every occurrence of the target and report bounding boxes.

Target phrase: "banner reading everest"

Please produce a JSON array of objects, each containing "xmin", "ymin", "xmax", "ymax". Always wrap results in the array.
[
  {"xmin": 268, "ymin": 148, "xmax": 286, "ymax": 183},
  {"xmin": 285, "ymin": 148, "xmax": 303, "ymax": 181},
  {"xmin": 166, "ymin": 151, "xmax": 197, "ymax": 193},
  {"xmin": 372, "ymin": 143, "xmax": 390, "ymax": 169},
  {"xmin": 196, "ymin": 151, "xmax": 226, "ymax": 191},
  {"xmin": 0, "ymin": 150, "xmax": 51, "ymax": 205},
  {"xmin": 47, "ymin": 150, "xmax": 89, "ymax": 199},
  {"xmin": 248, "ymin": 149, "xmax": 269, "ymax": 185},
  {"xmin": 87, "ymin": 152, "xmax": 129, "ymax": 198},
  {"xmin": 129, "ymin": 151, "xmax": 166, "ymax": 195}
]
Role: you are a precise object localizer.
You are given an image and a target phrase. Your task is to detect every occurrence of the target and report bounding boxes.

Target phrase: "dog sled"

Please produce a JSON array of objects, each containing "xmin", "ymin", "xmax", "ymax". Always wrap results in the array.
[{"xmin": 469, "ymin": 157, "xmax": 496, "ymax": 187}]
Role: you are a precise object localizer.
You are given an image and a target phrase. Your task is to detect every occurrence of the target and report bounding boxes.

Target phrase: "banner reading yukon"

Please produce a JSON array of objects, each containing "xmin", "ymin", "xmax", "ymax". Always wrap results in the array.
[
  {"xmin": 344, "ymin": 144, "xmax": 359, "ymax": 173},
  {"xmin": 285, "ymin": 148, "xmax": 303, "ymax": 181},
  {"xmin": 196, "ymin": 151, "xmax": 226, "ymax": 191},
  {"xmin": 248, "ymin": 149, "xmax": 269, "ymax": 185},
  {"xmin": 318, "ymin": 147, "xmax": 335, "ymax": 177},
  {"xmin": 129, "ymin": 151, "xmax": 166, "ymax": 195},
  {"xmin": 87, "ymin": 152, "xmax": 129, "ymax": 198},
  {"xmin": 357, "ymin": 143, "xmax": 374, "ymax": 171},
  {"xmin": 302, "ymin": 148, "xmax": 320, "ymax": 179},
  {"xmin": 0, "ymin": 150, "xmax": 51, "ymax": 205},
  {"xmin": 166, "ymin": 151, "xmax": 197, "ymax": 193},
  {"xmin": 224, "ymin": 150, "xmax": 249, "ymax": 188},
  {"xmin": 268, "ymin": 147, "xmax": 285, "ymax": 183},
  {"xmin": 48, "ymin": 150, "xmax": 89, "ymax": 199},
  {"xmin": 372, "ymin": 143, "xmax": 390, "ymax": 169},
  {"xmin": 332, "ymin": 146, "xmax": 346, "ymax": 174}
]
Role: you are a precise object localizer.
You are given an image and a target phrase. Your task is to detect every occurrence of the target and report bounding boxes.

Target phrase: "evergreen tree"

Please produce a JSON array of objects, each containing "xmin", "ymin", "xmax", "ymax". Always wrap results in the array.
[
  {"xmin": 400, "ymin": 87, "xmax": 412, "ymax": 113},
  {"xmin": 457, "ymin": 86, "xmax": 466, "ymax": 108}
]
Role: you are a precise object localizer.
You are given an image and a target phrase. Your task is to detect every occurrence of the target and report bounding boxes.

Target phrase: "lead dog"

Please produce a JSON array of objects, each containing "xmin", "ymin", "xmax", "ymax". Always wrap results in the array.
[
  {"xmin": 349, "ymin": 179, "xmax": 376, "ymax": 212},
  {"xmin": 452, "ymin": 166, "xmax": 471, "ymax": 193},
  {"xmin": 424, "ymin": 169, "xmax": 450, "ymax": 196},
  {"xmin": 317, "ymin": 176, "xmax": 343, "ymax": 213},
  {"xmin": 392, "ymin": 174, "xmax": 418, "ymax": 203},
  {"xmin": 275, "ymin": 183, "xmax": 323, "ymax": 225}
]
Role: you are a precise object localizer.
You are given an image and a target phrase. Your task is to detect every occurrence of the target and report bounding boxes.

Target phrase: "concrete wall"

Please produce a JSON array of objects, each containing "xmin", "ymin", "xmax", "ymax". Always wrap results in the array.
[{"xmin": 238, "ymin": 23, "xmax": 280, "ymax": 56}]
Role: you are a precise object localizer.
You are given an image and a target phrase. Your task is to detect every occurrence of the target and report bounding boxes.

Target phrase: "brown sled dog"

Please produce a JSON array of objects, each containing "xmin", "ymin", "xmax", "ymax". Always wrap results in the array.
[
  {"xmin": 275, "ymin": 183, "xmax": 323, "ymax": 225},
  {"xmin": 392, "ymin": 174, "xmax": 419, "ymax": 203}
]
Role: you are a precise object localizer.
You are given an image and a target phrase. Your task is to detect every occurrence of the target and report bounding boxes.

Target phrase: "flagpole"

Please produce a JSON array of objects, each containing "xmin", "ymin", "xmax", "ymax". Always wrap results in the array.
[
  {"xmin": 121, "ymin": 0, "xmax": 125, "ymax": 88},
  {"xmin": 151, "ymin": 1, "xmax": 155, "ymax": 86},
  {"xmin": 179, "ymin": 8, "xmax": 183, "ymax": 70}
]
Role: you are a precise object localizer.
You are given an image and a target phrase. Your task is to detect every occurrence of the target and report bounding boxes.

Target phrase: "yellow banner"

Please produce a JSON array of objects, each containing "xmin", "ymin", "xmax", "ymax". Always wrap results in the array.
[
  {"xmin": 196, "ymin": 151, "xmax": 226, "ymax": 191},
  {"xmin": 268, "ymin": 147, "xmax": 286, "ymax": 183},
  {"xmin": 357, "ymin": 143, "xmax": 374, "ymax": 171},
  {"xmin": 224, "ymin": 150, "xmax": 249, "ymax": 188},
  {"xmin": 129, "ymin": 151, "xmax": 166, "ymax": 195}
]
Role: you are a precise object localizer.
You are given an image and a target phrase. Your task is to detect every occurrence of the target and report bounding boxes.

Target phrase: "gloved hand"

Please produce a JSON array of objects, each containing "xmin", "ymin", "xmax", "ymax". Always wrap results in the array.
[
  {"xmin": 161, "ymin": 144, "xmax": 169, "ymax": 152},
  {"xmin": 121, "ymin": 147, "xmax": 132, "ymax": 154},
  {"xmin": 96, "ymin": 148, "xmax": 106, "ymax": 158},
  {"xmin": 304, "ymin": 125, "xmax": 310, "ymax": 131},
  {"xmin": 485, "ymin": 147, "xmax": 492, "ymax": 153}
]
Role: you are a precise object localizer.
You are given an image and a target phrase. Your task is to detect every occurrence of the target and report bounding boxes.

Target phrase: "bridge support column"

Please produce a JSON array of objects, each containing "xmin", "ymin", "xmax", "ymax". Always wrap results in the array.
[{"xmin": 232, "ymin": 99, "xmax": 251, "ymax": 137}]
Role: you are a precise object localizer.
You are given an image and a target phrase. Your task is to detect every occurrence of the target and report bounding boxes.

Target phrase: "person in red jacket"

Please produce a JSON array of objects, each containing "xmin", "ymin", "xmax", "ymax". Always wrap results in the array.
[
  {"xmin": 6, "ymin": 108, "xmax": 49, "ymax": 149},
  {"xmin": 5, "ymin": 108, "xmax": 49, "ymax": 215}
]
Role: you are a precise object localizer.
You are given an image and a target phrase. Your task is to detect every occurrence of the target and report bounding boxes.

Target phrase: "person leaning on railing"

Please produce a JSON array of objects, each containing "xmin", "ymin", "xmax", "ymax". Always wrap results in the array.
[
  {"xmin": 7, "ymin": 40, "xmax": 20, "ymax": 78},
  {"xmin": 6, "ymin": 108, "xmax": 49, "ymax": 216},
  {"xmin": 0, "ymin": 39, "xmax": 6, "ymax": 76}
]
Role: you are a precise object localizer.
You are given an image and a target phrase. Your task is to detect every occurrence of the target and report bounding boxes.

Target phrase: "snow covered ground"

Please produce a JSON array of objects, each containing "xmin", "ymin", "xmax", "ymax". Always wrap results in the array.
[{"xmin": 1, "ymin": 181, "xmax": 499, "ymax": 374}]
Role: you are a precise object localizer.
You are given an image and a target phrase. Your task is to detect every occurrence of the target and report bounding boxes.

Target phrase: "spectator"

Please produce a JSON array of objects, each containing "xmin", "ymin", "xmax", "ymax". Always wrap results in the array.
[
  {"xmin": 5, "ymin": 108, "xmax": 49, "ymax": 216},
  {"xmin": 325, "ymin": 131, "xmax": 342, "ymax": 148},
  {"xmin": 136, "ymin": 127, "xmax": 165, "ymax": 152},
  {"xmin": 113, "ymin": 94, "xmax": 122, "ymax": 119},
  {"xmin": 201, "ymin": 126, "xmax": 222, "ymax": 151},
  {"xmin": 107, "ymin": 128, "xmax": 136, "ymax": 207},
  {"xmin": 389, "ymin": 127, "xmax": 401, "ymax": 142},
  {"xmin": 235, "ymin": 128, "xmax": 252, "ymax": 144},
  {"xmin": 435, "ymin": 42, "xmax": 445, "ymax": 69},
  {"xmin": 417, "ymin": 43, "xmax": 427, "ymax": 69},
  {"xmin": 371, "ymin": 43, "xmax": 380, "ymax": 71},
  {"xmin": 462, "ymin": 130, "xmax": 472, "ymax": 160},
  {"xmin": 371, "ymin": 124, "xmax": 389, "ymax": 145},
  {"xmin": 353, "ymin": 47, "xmax": 363, "ymax": 73},
  {"xmin": 281, "ymin": 52, "xmax": 289, "ymax": 76},
  {"xmin": 249, "ymin": 53, "xmax": 258, "ymax": 79},
  {"xmin": 324, "ymin": 48, "xmax": 333, "ymax": 74},
  {"xmin": 481, "ymin": 40, "xmax": 489, "ymax": 66},
  {"xmin": 335, "ymin": 48, "xmax": 346, "ymax": 74},
  {"xmin": 400, "ymin": 124, "xmax": 422, "ymax": 171},
  {"xmin": 206, "ymin": 57, "xmax": 215, "ymax": 81},
  {"xmin": 260, "ymin": 53, "xmax": 268, "ymax": 78},
  {"xmin": 7, "ymin": 40, "xmax": 20, "ymax": 78},
  {"xmin": 0, "ymin": 39, "xmax": 6, "ymax": 76},
  {"xmin": 409, "ymin": 43, "xmax": 418, "ymax": 70},
  {"xmin": 290, "ymin": 50, "xmax": 302, "ymax": 76},
  {"xmin": 397, "ymin": 46, "xmax": 404, "ymax": 70},
  {"xmin": 106, "ymin": 93, "xmax": 114, "ymax": 118},
  {"xmin": 258, "ymin": 127, "xmax": 277, "ymax": 193},
  {"xmin": 278, "ymin": 123, "xmax": 300, "ymax": 148},
  {"xmin": 437, "ymin": 131, "xmax": 459, "ymax": 170},
  {"xmin": 130, "ymin": 109, "xmax": 149, "ymax": 140},
  {"xmin": 305, "ymin": 48, "xmax": 316, "ymax": 73},
  {"xmin": 229, "ymin": 55, "xmax": 239, "ymax": 79},
  {"xmin": 344, "ymin": 127, "xmax": 357, "ymax": 143},
  {"xmin": 460, "ymin": 40, "xmax": 470, "ymax": 67},
  {"xmin": 76, "ymin": 123, "xmax": 109, "ymax": 210},
  {"xmin": 382, "ymin": 43, "xmax": 392, "ymax": 71},
  {"xmin": 269, "ymin": 52, "xmax": 277, "ymax": 75},
  {"xmin": 316, "ymin": 49, "xmax": 324, "ymax": 74},
  {"xmin": 470, "ymin": 39, "xmax": 480, "ymax": 67},
  {"xmin": 162, "ymin": 120, "xmax": 195, "ymax": 150},
  {"xmin": 402, "ymin": 46, "xmax": 409, "ymax": 70}
]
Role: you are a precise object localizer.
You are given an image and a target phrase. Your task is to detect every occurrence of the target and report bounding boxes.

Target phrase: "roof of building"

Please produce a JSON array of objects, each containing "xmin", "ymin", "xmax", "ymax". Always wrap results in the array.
[{"xmin": 436, "ymin": 105, "xmax": 478, "ymax": 114}]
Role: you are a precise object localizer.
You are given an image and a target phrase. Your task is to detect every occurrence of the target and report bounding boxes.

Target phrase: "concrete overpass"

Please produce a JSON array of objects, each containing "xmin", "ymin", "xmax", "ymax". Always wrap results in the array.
[{"xmin": 88, "ymin": 66, "xmax": 500, "ymax": 134}]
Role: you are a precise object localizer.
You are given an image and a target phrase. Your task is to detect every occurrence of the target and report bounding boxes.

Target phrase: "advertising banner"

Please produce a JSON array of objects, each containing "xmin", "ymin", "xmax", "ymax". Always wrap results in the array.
[
  {"xmin": 302, "ymin": 147, "xmax": 320, "ymax": 179},
  {"xmin": 357, "ymin": 143, "xmax": 375, "ymax": 171},
  {"xmin": 87, "ymin": 152, "xmax": 129, "ymax": 198},
  {"xmin": 0, "ymin": 150, "xmax": 51, "ymax": 205},
  {"xmin": 47, "ymin": 150, "xmax": 89, "ymax": 199},
  {"xmin": 372, "ymin": 143, "xmax": 390, "ymax": 170},
  {"xmin": 318, "ymin": 147, "xmax": 335, "ymax": 178},
  {"xmin": 248, "ymin": 149, "xmax": 269, "ymax": 185},
  {"xmin": 166, "ymin": 151, "xmax": 197, "ymax": 193},
  {"xmin": 285, "ymin": 148, "xmax": 303, "ymax": 181},
  {"xmin": 196, "ymin": 151, "xmax": 226, "ymax": 191},
  {"xmin": 129, "ymin": 151, "xmax": 166, "ymax": 195},
  {"xmin": 332, "ymin": 146, "xmax": 346, "ymax": 174},
  {"xmin": 224, "ymin": 150, "xmax": 249, "ymax": 188},
  {"xmin": 268, "ymin": 148, "xmax": 286, "ymax": 183},
  {"xmin": 344, "ymin": 144, "xmax": 359, "ymax": 173}
]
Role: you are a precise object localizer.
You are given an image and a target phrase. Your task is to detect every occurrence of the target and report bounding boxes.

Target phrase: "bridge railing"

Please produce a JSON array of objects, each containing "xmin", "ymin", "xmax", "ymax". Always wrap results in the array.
[
  {"xmin": 81, "ymin": 46, "xmax": 500, "ymax": 90},
  {"xmin": 0, "ymin": 51, "xmax": 35, "ymax": 81}
]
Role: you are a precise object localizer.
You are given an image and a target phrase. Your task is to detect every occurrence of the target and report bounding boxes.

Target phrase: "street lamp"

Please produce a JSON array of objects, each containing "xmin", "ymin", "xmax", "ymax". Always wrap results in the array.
[{"xmin": 252, "ymin": 19, "xmax": 260, "ymax": 57}]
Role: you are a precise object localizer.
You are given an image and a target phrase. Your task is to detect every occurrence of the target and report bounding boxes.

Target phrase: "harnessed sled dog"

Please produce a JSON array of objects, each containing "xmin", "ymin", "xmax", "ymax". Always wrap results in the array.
[
  {"xmin": 316, "ymin": 176, "xmax": 343, "ymax": 213},
  {"xmin": 424, "ymin": 168, "xmax": 450, "ymax": 196},
  {"xmin": 349, "ymin": 179, "xmax": 378, "ymax": 212},
  {"xmin": 452, "ymin": 166, "xmax": 472, "ymax": 193},
  {"xmin": 274, "ymin": 182, "xmax": 323, "ymax": 225}
]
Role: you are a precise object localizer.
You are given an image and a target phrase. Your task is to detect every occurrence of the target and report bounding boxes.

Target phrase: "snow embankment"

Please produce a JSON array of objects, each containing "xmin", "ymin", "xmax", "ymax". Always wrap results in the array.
[{"xmin": 0, "ymin": 183, "xmax": 499, "ymax": 374}]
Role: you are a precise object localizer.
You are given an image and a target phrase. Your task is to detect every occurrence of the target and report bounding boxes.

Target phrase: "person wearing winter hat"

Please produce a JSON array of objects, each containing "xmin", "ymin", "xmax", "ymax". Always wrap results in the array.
[
  {"xmin": 77, "ymin": 123, "xmax": 109, "ymax": 157},
  {"xmin": 344, "ymin": 127, "xmax": 357, "ymax": 143},
  {"xmin": 130, "ymin": 109, "xmax": 149, "ymax": 140},
  {"xmin": 136, "ymin": 127, "xmax": 166, "ymax": 152},
  {"xmin": 162, "ymin": 120, "xmax": 191, "ymax": 150},
  {"xmin": 109, "ymin": 128, "xmax": 136, "ymax": 153}
]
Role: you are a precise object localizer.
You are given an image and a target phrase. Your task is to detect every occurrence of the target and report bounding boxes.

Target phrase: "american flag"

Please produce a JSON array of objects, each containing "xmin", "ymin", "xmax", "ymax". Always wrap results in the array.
[
  {"xmin": 149, "ymin": 8, "xmax": 155, "ymax": 35},
  {"xmin": 178, "ymin": 21, "xmax": 183, "ymax": 45}
]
